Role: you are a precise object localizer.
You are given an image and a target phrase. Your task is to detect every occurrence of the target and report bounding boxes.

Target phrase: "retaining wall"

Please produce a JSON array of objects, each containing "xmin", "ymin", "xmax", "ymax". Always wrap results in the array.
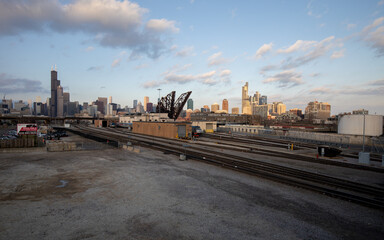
[{"xmin": 46, "ymin": 142, "xmax": 77, "ymax": 152}]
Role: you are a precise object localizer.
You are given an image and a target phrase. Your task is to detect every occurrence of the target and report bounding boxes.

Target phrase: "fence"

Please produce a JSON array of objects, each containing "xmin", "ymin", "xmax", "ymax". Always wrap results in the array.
[
  {"xmin": 0, "ymin": 138, "xmax": 45, "ymax": 148},
  {"xmin": 218, "ymin": 126, "xmax": 384, "ymax": 153},
  {"xmin": 46, "ymin": 140, "xmax": 116, "ymax": 152}
]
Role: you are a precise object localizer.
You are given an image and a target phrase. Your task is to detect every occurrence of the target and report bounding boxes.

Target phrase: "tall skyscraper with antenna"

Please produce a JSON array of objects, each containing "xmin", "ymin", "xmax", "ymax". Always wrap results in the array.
[{"xmin": 50, "ymin": 65, "xmax": 60, "ymax": 117}]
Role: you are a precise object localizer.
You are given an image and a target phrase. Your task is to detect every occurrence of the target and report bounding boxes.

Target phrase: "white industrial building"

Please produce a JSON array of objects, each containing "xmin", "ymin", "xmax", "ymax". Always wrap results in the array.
[{"xmin": 338, "ymin": 115, "xmax": 383, "ymax": 137}]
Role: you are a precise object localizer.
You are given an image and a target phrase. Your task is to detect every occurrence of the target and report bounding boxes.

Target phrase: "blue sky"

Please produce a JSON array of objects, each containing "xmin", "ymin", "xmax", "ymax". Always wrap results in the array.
[{"xmin": 0, "ymin": 0, "xmax": 383, "ymax": 115}]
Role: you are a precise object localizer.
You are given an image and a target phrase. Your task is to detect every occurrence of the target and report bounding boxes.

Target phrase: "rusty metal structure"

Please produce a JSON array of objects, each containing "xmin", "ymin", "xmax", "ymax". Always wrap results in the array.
[{"xmin": 156, "ymin": 91, "xmax": 192, "ymax": 120}]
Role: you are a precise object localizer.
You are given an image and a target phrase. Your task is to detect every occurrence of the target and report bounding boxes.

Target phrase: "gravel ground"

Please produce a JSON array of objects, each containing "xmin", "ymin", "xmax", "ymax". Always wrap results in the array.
[{"xmin": 0, "ymin": 144, "xmax": 383, "ymax": 239}]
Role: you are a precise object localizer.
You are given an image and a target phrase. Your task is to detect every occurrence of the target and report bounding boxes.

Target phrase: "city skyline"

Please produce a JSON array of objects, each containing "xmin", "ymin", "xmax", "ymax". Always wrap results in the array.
[{"xmin": 0, "ymin": 0, "xmax": 383, "ymax": 115}]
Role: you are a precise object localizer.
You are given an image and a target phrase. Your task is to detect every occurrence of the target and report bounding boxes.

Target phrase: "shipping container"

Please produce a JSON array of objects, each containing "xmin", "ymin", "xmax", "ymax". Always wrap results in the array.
[{"xmin": 132, "ymin": 121, "xmax": 192, "ymax": 139}]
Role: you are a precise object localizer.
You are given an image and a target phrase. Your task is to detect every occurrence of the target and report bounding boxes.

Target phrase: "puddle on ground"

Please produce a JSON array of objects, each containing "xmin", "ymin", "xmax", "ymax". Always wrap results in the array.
[{"xmin": 56, "ymin": 180, "xmax": 68, "ymax": 188}]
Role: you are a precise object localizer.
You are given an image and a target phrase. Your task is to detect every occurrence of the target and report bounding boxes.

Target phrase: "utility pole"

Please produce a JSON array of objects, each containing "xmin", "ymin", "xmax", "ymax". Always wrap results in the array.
[
  {"xmin": 157, "ymin": 88, "xmax": 161, "ymax": 121},
  {"xmin": 362, "ymin": 111, "xmax": 366, "ymax": 152}
]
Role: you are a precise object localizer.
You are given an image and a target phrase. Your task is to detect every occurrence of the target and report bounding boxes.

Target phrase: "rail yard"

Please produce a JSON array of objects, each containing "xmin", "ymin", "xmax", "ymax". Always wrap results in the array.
[
  {"xmin": 0, "ymin": 125, "xmax": 383, "ymax": 239},
  {"xmin": 68, "ymin": 125, "xmax": 384, "ymax": 209}
]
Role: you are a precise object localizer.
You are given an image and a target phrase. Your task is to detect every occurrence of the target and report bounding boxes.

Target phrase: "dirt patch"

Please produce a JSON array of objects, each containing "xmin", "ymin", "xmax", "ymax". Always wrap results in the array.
[{"xmin": 0, "ymin": 171, "xmax": 102, "ymax": 201}]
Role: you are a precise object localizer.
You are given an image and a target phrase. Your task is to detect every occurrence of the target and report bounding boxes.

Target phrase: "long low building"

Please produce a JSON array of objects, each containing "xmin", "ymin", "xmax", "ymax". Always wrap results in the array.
[
  {"xmin": 119, "ymin": 113, "xmax": 171, "ymax": 124},
  {"xmin": 192, "ymin": 121, "xmax": 217, "ymax": 133},
  {"xmin": 132, "ymin": 121, "xmax": 192, "ymax": 139}
]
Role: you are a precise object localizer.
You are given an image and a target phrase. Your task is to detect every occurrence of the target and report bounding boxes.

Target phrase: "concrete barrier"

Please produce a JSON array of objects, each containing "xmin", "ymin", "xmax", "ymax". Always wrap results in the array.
[
  {"xmin": 122, "ymin": 145, "xmax": 140, "ymax": 153},
  {"xmin": 358, "ymin": 152, "xmax": 370, "ymax": 164},
  {"xmin": 46, "ymin": 142, "xmax": 78, "ymax": 152}
]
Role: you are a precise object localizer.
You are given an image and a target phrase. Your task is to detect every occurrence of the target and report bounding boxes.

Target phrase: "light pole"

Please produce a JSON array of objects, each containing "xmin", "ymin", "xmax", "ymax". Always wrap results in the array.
[
  {"xmin": 157, "ymin": 88, "xmax": 161, "ymax": 121},
  {"xmin": 362, "ymin": 111, "xmax": 366, "ymax": 152}
]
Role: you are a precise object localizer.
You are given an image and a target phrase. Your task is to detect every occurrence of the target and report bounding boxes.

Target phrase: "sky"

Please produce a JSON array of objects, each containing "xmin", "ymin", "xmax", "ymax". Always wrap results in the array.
[{"xmin": 0, "ymin": 0, "xmax": 383, "ymax": 115}]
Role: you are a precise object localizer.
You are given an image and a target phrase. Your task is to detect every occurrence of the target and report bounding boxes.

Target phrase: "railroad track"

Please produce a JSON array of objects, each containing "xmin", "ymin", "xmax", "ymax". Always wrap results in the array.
[
  {"xmin": 210, "ymin": 132, "xmax": 383, "ymax": 162},
  {"xmin": 67, "ymin": 125, "xmax": 384, "ymax": 209},
  {"xmin": 202, "ymin": 133, "xmax": 384, "ymax": 168},
  {"xmin": 210, "ymin": 132, "xmax": 315, "ymax": 149}
]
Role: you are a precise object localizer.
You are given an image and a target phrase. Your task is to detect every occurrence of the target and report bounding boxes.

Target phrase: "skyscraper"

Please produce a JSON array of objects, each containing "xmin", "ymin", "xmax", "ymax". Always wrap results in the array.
[
  {"xmin": 242, "ymin": 82, "xmax": 251, "ymax": 114},
  {"xmin": 109, "ymin": 96, "xmax": 112, "ymax": 104},
  {"xmin": 187, "ymin": 98, "xmax": 193, "ymax": 110},
  {"xmin": 27, "ymin": 99, "xmax": 32, "ymax": 114},
  {"xmin": 94, "ymin": 100, "xmax": 105, "ymax": 115},
  {"xmin": 305, "ymin": 101, "xmax": 331, "ymax": 120},
  {"xmin": 133, "ymin": 100, "xmax": 138, "ymax": 109},
  {"xmin": 146, "ymin": 102, "xmax": 153, "ymax": 113},
  {"xmin": 50, "ymin": 66, "xmax": 60, "ymax": 117},
  {"xmin": 260, "ymin": 95, "xmax": 267, "ymax": 105},
  {"xmin": 63, "ymin": 92, "xmax": 70, "ymax": 116},
  {"xmin": 136, "ymin": 101, "xmax": 144, "ymax": 113},
  {"xmin": 56, "ymin": 85, "xmax": 64, "ymax": 117},
  {"xmin": 211, "ymin": 103, "xmax": 219, "ymax": 112},
  {"xmin": 144, "ymin": 96, "xmax": 149, "ymax": 111},
  {"xmin": 232, "ymin": 107, "xmax": 239, "ymax": 114},
  {"xmin": 98, "ymin": 97, "xmax": 107, "ymax": 114},
  {"xmin": 222, "ymin": 99, "xmax": 228, "ymax": 113},
  {"xmin": 271, "ymin": 102, "xmax": 286, "ymax": 115},
  {"xmin": 252, "ymin": 91, "xmax": 260, "ymax": 104},
  {"xmin": 83, "ymin": 102, "xmax": 89, "ymax": 110}
]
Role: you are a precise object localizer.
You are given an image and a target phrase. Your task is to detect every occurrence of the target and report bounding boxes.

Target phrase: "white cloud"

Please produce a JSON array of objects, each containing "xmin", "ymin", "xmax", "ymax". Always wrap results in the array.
[
  {"xmin": 198, "ymin": 71, "xmax": 216, "ymax": 79},
  {"xmin": 162, "ymin": 64, "xmax": 193, "ymax": 76},
  {"xmin": 143, "ymin": 67, "xmax": 231, "ymax": 88},
  {"xmin": 155, "ymin": 70, "xmax": 217, "ymax": 86},
  {"xmin": 361, "ymin": 17, "xmax": 384, "ymax": 57},
  {"xmin": 259, "ymin": 65, "xmax": 278, "ymax": 76},
  {"xmin": 146, "ymin": 18, "xmax": 179, "ymax": 33},
  {"xmin": 0, "ymin": 73, "xmax": 47, "ymax": 94},
  {"xmin": 342, "ymin": 86, "xmax": 384, "ymax": 95},
  {"xmin": 143, "ymin": 80, "xmax": 161, "ymax": 88},
  {"xmin": 207, "ymin": 52, "xmax": 230, "ymax": 66},
  {"xmin": 260, "ymin": 36, "xmax": 341, "ymax": 77},
  {"xmin": 219, "ymin": 69, "xmax": 231, "ymax": 84},
  {"xmin": 309, "ymin": 73, "xmax": 321, "ymax": 78},
  {"xmin": 134, "ymin": 64, "xmax": 148, "ymax": 70},
  {"xmin": 378, "ymin": 0, "xmax": 384, "ymax": 6},
  {"xmin": 87, "ymin": 66, "xmax": 103, "ymax": 71},
  {"xmin": 369, "ymin": 79, "xmax": 384, "ymax": 85},
  {"xmin": 310, "ymin": 87, "xmax": 333, "ymax": 94},
  {"xmin": 175, "ymin": 46, "xmax": 194, "ymax": 57},
  {"xmin": 111, "ymin": 58, "xmax": 121, "ymax": 68},
  {"xmin": 281, "ymin": 36, "xmax": 336, "ymax": 69},
  {"xmin": 277, "ymin": 40, "xmax": 316, "ymax": 54},
  {"xmin": 253, "ymin": 43, "xmax": 273, "ymax": 59},
  {"xmin": 307, "ymin": 0, "xmax": 328, "ymax": 18},
  {"xmin": 85, "ymin": 46, "xmax": 94, "ymax": 52},
  {"xmin": 220, "ymin": 69, "xmax": 231, "ymax": 77},
  {"xmin": 263, "ymin": 70, "xmax": 304, "ymax": 88},
  {"xmin": 331, "ymin": 49, "xmax": 345, "ymax": 59},
  {"xmin": 0, "ymin": 0, "xmax": 179, "ymax": 59}
]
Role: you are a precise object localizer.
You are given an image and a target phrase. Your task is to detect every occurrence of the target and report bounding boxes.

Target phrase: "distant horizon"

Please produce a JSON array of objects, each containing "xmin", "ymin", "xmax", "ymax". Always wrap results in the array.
[{"xmin": 0, "ymin": 0, "xmax": 383, "ymax": 115}]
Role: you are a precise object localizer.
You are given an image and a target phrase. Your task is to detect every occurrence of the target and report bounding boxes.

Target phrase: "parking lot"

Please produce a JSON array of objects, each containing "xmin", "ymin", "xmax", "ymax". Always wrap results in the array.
[{"xmin": 1, "ymin": 137, "xmax": 383, "ymax": 240}]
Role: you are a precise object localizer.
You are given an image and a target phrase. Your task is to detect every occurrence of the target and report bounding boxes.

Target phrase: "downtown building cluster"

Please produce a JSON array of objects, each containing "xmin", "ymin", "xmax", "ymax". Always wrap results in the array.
[
  {"xmin": 0, "ymin": 67, "xmax": 331, "ymax": 123},
  {"xmin": 241, "ymin": 82, "xmax": 331, "ymax": 122}
]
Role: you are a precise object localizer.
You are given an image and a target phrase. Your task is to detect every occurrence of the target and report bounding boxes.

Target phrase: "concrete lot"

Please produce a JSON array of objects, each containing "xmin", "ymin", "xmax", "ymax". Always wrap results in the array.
[{"xmin": 0, "ymin": 144, "xmax": 383, "ymax": 239}]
